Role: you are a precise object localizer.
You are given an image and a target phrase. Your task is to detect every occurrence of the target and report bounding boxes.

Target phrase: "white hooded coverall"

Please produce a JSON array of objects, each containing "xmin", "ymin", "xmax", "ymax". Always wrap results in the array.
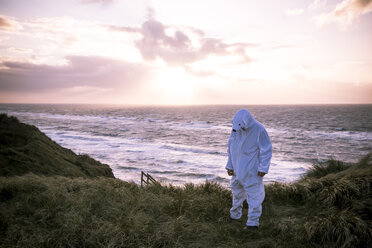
[{"xmin": 226, "ymin": 109, "xmax": 272, "ymax": 227}]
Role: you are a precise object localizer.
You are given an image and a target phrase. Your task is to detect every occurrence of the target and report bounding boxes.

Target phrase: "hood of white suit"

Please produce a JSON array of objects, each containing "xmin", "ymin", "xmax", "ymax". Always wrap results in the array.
[{"xmin": 232, "ymin": 109, "xmax": 255, "ymax": 132}]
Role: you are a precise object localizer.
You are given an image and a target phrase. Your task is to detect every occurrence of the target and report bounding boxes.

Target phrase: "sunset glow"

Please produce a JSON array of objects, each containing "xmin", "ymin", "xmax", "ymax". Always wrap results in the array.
[{"xmin": 0, "ymin": 0, "xmax": 371, "ymax": 105}]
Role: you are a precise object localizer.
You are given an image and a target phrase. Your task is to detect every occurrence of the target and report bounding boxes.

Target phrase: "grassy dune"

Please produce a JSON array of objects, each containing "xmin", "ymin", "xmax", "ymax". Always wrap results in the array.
[
  {"xmin": 0, "ymin": 114, "xmax": 114, "ymax": 178},
  {"xmin": 0, "ymin": 114, "xmax": 371, "ymax": 247}
]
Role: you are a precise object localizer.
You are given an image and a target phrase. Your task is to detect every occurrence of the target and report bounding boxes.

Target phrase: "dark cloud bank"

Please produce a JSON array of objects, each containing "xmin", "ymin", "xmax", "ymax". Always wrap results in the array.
[{"xmin": 0, "ymin": 56, "xmax": 149, "ymax": 92}]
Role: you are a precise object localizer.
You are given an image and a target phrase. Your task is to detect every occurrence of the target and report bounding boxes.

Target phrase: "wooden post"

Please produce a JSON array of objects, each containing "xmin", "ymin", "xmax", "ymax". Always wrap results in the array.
[
  {"xmin": 140, "ymin": 171, "xmax": 160, "ymax": 187},
  {"xmin": 141, "ymin": 171, "xmax": 144, "ymax": 187}
]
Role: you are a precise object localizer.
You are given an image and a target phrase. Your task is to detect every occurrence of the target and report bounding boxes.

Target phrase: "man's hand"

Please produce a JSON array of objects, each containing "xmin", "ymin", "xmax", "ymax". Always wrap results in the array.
[
  {"xmin": 257, "ymin": 171, "xmax": 266, "ymax": 177},
  {"xmin": 227, "ymin": 169, "xmax": 235, "ymax": 176}
]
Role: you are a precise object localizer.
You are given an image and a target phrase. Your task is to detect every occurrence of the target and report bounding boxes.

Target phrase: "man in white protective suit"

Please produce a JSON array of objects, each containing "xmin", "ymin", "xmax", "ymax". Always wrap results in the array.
[{"xmin": 226, "ymin": 109, "xmax": 272, "ymax": 230}]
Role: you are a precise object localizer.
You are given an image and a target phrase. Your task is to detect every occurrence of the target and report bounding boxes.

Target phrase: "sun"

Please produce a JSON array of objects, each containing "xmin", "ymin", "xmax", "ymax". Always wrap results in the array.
[{"xmin": 152, "ymin": 67, "xmax": 198, "ymax": 105}]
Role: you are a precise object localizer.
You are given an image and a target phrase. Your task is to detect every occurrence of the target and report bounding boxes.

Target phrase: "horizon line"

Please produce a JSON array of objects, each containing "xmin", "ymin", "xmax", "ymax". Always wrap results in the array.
[{"xmin": 1, "ymin": 102, "xmax": 372, "ymax": 107}]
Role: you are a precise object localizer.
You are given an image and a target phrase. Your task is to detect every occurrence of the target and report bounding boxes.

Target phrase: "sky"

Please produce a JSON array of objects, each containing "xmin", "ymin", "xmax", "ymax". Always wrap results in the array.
[{"xmin": 0, "ymin": 0, "xmax": 371, "ymax": 105}]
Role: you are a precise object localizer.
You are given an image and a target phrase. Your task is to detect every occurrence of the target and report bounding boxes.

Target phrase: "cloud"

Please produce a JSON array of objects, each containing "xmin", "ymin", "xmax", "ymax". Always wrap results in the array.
[
  {"xmin": 308, "ymin": 0, "xmax": 327, "ymax": 10},
  {"xmin": 133, "ymin": 17, "xmax": 255, "ymax": 66},
  {"xmin": 284, "ymin": 9, "xmax": 304, "ymax": 16},
  {"xmin": 105, "ymin": 9, "xmax": 255, "ymax": 67},
  {"xmin": 183, "ymin": 65, "xmax": 215, "ymax": 78},
  {"xmin": 317, "ymin": 0, "xmax": 372, "ymax": 27},
  {"xmin": 0, "ymin": 16, "xmax": 143, "ymax": 63},
  {"xmin": 134, "ymin": 18, "xmax": 197, "ymax": 65},
  {"xmin": 1, "ymin": 12, "xmax": 255, "ymax": 82},
  {"xmin": 260, "ymin": 44, "xmax": 296, "ymax": 52},
  {"xmin": 80, "ymin": 0, "xmax": 115, "ymax": 5},
  {"xmin": 0, "ymin": 16, "xmax": 12, "ymax": 29},
  {"xmin": 104, "ymin": 24, "xmax": 140, "ymax": 33},
  {"xmin": 0, "ymin": 15, "xmax": 22, "ymax": 31},
  {"xmin": 7, "ymin": 47, "xmax": 33, "ymax": 54},
  {"xmin": 0, "ymin": 56, "xmax": 150, "ymax": 92}
]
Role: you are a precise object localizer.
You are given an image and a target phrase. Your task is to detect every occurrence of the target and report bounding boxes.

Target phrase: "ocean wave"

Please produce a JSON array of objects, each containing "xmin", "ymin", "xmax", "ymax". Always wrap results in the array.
[
  {"xmin": 304, "ymin": 130, "xmax": 372, "ymax": 141},
  {"xmin": 160, "ymin": 144, "xmax": 224, "ymax": 156},
  {"xmin": 119, "ymin": 166, "xmax": 140, "ymax": 170},
  {"xmin": 148, "ymin": 170, "xmax": 179, "ymax": 175},
  {"xmin": 5, "ymin": 111, "xmax": 139, "ymax": 126},
  {"xmin": 56, "ymin": 134, "xmax": 107, "ymax": 142},
  {"xmin": 213, "ymin": 176, "xmax": 230, "ymax": 183},
  {"xmin": 175, "ymin": 172, "xmax": 215, "ymax": 178},
  {"xmin": 268, "ymin": 126, "xmax": 372, "ymax": 141},
  {"xmin": 176, "ymin": 121, "xmax": 215, "ymax": 130}
]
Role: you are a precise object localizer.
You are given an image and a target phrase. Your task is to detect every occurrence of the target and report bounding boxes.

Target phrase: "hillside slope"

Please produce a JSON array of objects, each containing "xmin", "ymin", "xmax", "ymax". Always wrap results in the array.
[
  {"xmin": 0, "ymin": 156, "xmax": 371, "ymax": 248},
  {"xmin": 0, "ymin": 114, "xmax": 114, "ymax": 178}
]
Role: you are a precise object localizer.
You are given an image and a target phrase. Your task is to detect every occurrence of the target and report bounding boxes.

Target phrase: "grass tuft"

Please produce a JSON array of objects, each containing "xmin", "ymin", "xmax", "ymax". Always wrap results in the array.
[{"xmin": 303, "ymin": 159, "xmax": 351, "ymax": 179}]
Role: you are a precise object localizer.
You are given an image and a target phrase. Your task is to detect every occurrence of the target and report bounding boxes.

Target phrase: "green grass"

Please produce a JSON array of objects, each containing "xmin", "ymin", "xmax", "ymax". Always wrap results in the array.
[
  {"xmin": 0, "ymin": 113, "xmax": 114, "ymax": 178},
  {"xmin": 0, "ymin": 114, "xmax": 371, "ymax": 247},
  {"xmin": 265, "ymin": 155, "xmax": 372, "ymax": 247}
]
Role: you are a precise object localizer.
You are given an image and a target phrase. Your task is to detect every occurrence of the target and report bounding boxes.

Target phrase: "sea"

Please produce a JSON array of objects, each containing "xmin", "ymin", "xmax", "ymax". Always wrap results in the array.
[{"xmin": 1, "ymin": 104, "xmax": 371, "ymax": 186}]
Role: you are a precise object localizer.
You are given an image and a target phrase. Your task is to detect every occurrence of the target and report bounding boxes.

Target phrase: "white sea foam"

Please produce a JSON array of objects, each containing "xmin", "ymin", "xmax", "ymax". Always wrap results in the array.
[
  {"xmin": 5, "ymin": 111, "xmax": 138, "ymax": 126},
  {"xmin": 40, "ymin": 127, "xmax": 315, "ymax": 185},
  {"xmin": 2, "ymin": 104, "xmax": 371, "ymax": 186}
]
